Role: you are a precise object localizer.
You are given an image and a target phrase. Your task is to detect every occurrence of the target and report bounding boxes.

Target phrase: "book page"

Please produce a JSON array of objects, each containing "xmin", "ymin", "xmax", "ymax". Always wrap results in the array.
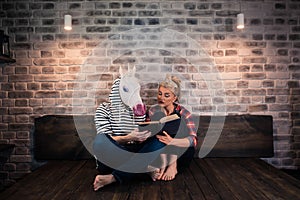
[
  {"xmin": 137, "ymin": 114, "xmax": 179, "ymax": 125},
  {"xmin": 159, "ymin": 114, "xmax": 180, "ymax": 123}
]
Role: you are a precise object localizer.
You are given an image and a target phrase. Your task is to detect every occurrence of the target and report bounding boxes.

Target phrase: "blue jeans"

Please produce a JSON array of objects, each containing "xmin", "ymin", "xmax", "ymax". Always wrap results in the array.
[
  {"xmin": 93, "ymin": 134, "xmax": 194, "ymax": 183},
  {"xmin": 93, "ymin": 134, "xmax": 164, "ymax": 183}
]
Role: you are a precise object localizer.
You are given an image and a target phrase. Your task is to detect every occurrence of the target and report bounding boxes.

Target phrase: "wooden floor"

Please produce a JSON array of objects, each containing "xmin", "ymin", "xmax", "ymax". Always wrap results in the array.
[{"xmin": 1, "ymin": 158, "xmax": 300, "ymax": 200}]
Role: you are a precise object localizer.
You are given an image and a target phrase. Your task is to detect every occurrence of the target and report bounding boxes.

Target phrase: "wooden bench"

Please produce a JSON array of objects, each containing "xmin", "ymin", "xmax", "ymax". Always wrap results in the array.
[{"xmin": 1, "ymin": 115, "xmax": 300, "ymax": 200}]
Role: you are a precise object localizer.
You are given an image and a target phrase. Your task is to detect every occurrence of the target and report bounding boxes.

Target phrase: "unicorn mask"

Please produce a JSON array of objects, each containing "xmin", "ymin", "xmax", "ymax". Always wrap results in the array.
[{"xmin": 119, "ymin": 66, "xmax": 146, "ymax": 116}]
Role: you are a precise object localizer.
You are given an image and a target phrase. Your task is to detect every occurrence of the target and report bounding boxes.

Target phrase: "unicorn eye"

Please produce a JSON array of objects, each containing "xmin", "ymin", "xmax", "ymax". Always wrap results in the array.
[{"xmin": 123, "ymin": 86, "xmax": 129, "ymax": 92}]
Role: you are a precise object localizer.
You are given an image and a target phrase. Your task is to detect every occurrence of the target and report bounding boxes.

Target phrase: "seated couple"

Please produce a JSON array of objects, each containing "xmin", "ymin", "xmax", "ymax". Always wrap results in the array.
[{"xmin": 93, "ymin": 75, "xmax": 198, "ymax": 191}]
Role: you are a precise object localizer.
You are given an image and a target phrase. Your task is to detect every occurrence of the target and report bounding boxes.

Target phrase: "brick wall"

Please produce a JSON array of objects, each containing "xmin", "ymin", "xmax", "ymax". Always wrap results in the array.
[{"xmin": 0, "ymin": 0, "xmax": 299, "ymax": 188}]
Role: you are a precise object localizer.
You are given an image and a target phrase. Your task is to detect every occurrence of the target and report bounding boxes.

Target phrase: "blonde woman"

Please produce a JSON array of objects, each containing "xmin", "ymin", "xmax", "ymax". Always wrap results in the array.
[{"xmin": 145, "ymin": 75, "xmax": 198, "ymax": 181}]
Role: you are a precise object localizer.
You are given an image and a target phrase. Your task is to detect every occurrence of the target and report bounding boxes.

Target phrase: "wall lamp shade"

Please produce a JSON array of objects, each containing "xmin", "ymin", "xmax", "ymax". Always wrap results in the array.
[
  {"xmin": 64, "ymin": 14, "xmax": 72, "ymax": 30},
  {"xmin": 237, "ymin": 13, "xmax": 244, "ymax": 29}
]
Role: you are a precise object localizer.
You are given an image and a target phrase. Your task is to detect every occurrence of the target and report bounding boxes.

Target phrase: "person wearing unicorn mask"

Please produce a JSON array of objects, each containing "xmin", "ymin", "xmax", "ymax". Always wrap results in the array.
[
  {"xmin": 145, "ymin": 75, "xmax": 198, "ymax": 181},
  {"xmin": 93, "ymin": 67, "xmax": 152, "ymax": 191}
]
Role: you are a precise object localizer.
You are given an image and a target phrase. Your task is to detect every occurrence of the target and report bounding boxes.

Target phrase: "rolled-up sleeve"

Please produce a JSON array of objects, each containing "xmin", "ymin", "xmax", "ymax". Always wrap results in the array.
[
  {"xmin": 180, "ymin": 108, "xmax": 198, "ymax": 148},
  {"xmin": 94, "ymin": 103, "xmax": 113, "ymax": 135}
]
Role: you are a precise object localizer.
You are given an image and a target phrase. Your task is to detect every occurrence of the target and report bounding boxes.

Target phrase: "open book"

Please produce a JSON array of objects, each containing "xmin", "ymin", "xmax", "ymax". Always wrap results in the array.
[{"xmin": 137, "ymin": 114, "xmax": 180, "ymax": 136}]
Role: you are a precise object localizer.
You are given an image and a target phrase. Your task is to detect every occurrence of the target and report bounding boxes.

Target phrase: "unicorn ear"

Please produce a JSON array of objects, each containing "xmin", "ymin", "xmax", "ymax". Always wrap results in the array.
[
  {"xmin": 127, "ymin": 65, "xmax": 136, "ymax": 76},
  {"xmin": 119, "ymin": 66, "xmax": 124, "ymax": 77},
  {"xmin": 131, "ymin": 65, "xmax": 136, "ymax": 76},
  {"xmin": 120, "ymin": 65, "xmax": 136, "ymax": 77}
]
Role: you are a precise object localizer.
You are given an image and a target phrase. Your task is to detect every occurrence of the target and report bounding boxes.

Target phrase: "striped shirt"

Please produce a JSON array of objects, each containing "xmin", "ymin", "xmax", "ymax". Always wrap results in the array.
[{"xmin": 94, "ymin": 78, "xmax": 146, "ymax": 136}]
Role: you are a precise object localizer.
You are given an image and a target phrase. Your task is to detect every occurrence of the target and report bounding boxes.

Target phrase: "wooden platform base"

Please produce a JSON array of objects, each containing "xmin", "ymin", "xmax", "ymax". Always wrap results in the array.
[{"xmin": 1, "ymin": 158, "xmax": 300, "ymax": 200}]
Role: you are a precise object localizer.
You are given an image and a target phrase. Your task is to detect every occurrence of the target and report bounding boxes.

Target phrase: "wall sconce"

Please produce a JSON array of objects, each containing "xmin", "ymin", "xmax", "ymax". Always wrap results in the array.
[
  {"xmin": 236, "ymin": 1, "xmax": 244, "ymax": 30},
  {"xmin": 237, "ymin": 13, "xmax": 244, "ymax": 29},
  {"xmin": 64, "ymin": 14, "xmax": 72, "ymax": 31}
]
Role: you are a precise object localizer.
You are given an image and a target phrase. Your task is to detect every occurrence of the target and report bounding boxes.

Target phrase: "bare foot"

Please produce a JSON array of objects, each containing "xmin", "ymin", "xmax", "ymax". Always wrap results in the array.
[
  {"xmin": 93, "ymin": 174, "xmax": 116, "ymax": 191},
  {"xmin": 156, "ymin": 167, "xmax": 165, "ymax": 180},
  {"xmin": 161, "ymin": 162, "xmax": 177, "ymax": 181},
  {"xmin": 148, "ymin": 166, "xmax": 163, "ymax": 181}
]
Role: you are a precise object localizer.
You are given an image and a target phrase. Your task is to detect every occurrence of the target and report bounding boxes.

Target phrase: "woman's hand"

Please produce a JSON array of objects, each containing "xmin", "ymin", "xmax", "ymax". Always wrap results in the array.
[
  {"xmin": 156, "ymin": 131, "xmax": 192, "ymax": 148},
  {"xmin": 127, "ymin": 128, "xmax": 151, "ymax": 142},
  {"xmin": 156, "ymin": 131, "xmax": 173, "ymax": 145}
]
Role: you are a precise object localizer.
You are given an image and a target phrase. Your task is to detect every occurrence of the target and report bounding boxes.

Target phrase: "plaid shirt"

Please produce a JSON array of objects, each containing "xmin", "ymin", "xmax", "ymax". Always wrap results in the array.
[{"xmin": 147, "ymin": 103, "xmax": 198, "ymax": 147}]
